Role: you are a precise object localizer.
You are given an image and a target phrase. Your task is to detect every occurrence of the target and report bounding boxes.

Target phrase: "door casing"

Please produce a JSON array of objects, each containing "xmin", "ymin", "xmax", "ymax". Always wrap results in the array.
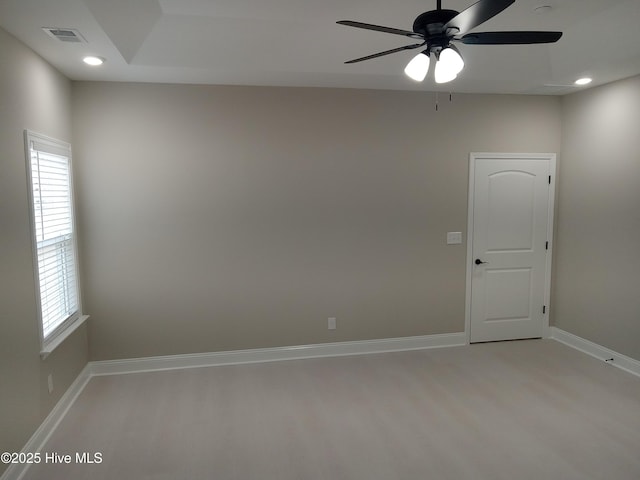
[{"xmin": 464, "ymin": 152, "xmax": 556, "ymax": 344}]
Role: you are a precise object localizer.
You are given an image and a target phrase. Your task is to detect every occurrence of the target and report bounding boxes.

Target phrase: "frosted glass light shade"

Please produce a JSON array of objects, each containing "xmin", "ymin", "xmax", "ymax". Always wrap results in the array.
[
  {"xmin": 435, "ymin": 47, "xmax": 464, "ymax": 84},
  {"xmin": 434, "ymin": 62, "xmax": 457, "ymax": 83},
  {"xmin": 404, "ymin": 52, "xmax": 430, "ymax": 82},
  {"xmin": 440, "ymin": 47, "xmax": 464, "ymax": 74}
]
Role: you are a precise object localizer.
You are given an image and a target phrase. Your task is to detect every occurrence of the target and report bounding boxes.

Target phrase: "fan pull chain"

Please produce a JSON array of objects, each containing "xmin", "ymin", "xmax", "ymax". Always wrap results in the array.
[{"xmin": 435, "ymin": 92, "xmax": 453, "ymax": 112}]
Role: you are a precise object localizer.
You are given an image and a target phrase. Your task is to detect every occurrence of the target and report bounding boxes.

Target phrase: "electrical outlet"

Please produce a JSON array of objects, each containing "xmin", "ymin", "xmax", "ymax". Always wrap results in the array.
[
  {"xmin": 47, "ymin": 374, "xmax": 54, "ymax": 394},
  {"xmin": 328, "ymin": 317, "xmax": 337, "ymax": 330}
]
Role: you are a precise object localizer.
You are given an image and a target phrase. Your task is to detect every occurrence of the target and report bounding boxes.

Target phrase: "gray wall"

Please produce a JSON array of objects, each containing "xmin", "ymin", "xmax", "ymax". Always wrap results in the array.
[
  {"xmin": 3, "ymin": 23, "xmax": 639, "ymax": 466},
  {"xmin": 555, "ymin": 75, "xmax": 640, "ymax": 360},
  {"xmin": 72, "ymin": 82, "xmax": 562, "ymax": 360},
  {"xmin": 0, "ymin": 28, "xmax": 88, "ymax": 474}
]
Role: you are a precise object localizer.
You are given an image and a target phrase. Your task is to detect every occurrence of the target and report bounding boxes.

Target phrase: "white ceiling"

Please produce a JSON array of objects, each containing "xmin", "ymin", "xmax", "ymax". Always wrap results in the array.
[{"xmin": 1, "ymin": 0, "xmax": 640, "ymax": 94}]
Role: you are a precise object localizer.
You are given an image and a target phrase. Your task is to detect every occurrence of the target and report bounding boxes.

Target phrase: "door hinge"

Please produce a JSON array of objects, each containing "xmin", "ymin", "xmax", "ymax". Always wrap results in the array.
[
  {"xmin": 549, "ymin": 175, "xmax": 551, "ymax": 184},
  {"xmin": 543, "ymin": 305, "xmax": 547, "ymax": 314},
  {"xmin": 545, "ymin": 241, "xmax": 549, "ymax": 250}
]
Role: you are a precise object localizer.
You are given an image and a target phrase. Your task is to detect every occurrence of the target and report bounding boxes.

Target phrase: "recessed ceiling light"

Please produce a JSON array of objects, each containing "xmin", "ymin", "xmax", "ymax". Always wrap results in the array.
[
  {"xmin": 83, "ymin": 56, "xmax": 105, "ymax": 66},
  {"xmin": 534, "ymin": 5, "xmax": 552, "ymax": 14},
  {"xmin": 574, "ymin": 77, "xmax": 593, "ymax": 86}
]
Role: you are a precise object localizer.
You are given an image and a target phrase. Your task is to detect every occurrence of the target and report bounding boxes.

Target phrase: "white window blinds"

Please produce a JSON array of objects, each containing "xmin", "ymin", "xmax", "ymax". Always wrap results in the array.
[{"xmin": 25, "ymin": 132, "xmax": 80, "ymax": 341}]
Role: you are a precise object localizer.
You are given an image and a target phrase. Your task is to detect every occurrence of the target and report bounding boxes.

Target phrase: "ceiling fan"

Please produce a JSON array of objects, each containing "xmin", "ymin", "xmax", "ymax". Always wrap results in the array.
[{"xmin": 337, "ymin": 0, "xmax": 562, "ymax": 83}]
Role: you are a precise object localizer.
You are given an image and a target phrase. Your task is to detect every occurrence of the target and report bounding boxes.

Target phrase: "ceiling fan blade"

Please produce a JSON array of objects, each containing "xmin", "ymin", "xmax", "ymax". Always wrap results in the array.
[
  {"xmin": 344, "ymin": 43, "xmax": 425, "ymax": 64},
  {"xmin": 337, "ymin": 20, "xmax": 423, "ymax": 39},
  {"xmin": 444, "ymin": 0, "xmax": 515, "ymax": 36},
  {"xmin": 460, "ymin": 31, "xmax": 563, "ymax": 44}
]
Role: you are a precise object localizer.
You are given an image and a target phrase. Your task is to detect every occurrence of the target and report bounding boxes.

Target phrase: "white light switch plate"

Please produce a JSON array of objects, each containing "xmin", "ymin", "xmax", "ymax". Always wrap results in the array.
[{"xmin": 447, "ymin": 232, "xmax": 463, "ymax": 245}]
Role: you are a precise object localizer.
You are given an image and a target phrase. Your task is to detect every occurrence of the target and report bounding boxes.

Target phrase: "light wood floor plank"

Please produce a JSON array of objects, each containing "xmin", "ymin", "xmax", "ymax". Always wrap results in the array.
[{"xmin": 22, "ymin": 339, "xmax": 640, "ymax": 479}]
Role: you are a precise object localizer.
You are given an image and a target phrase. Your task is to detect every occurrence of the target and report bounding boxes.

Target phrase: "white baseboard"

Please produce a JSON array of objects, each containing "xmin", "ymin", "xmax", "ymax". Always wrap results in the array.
[
  {"xmin": 551, "ymin": 327, "xmax": 640, "ymax": 378},
  {"xmin": 90, "ymin": 332, "xmax": 467, "ymax": 376},
  {"xmin": 0, "ymin": 365, "xmax": 92, "ymax": 480},
  {"xmin": 1, "ymin": 332, "xmax": 465, "ymax": 480},
  {"xmin": 4, "ymin": 329, "xmax": 637, "ymax": 480}
]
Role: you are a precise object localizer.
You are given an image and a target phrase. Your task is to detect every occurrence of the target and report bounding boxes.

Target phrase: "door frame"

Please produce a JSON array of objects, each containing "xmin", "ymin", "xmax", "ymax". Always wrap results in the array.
[{"xmin": 464, "ymin": 152, "xmax": 557, "ymax": 344}]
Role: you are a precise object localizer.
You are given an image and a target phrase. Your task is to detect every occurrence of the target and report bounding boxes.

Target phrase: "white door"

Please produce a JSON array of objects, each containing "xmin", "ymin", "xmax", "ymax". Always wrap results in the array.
[{"xmin": 467, "ymin": 154, "xmax": 555, "ymax": 343}]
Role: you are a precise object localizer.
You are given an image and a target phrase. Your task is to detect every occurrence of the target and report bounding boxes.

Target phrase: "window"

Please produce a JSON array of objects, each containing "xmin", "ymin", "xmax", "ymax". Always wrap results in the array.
[{"xmin": 24, "ymin": 131, "xmax": 87, "ymax": 356}]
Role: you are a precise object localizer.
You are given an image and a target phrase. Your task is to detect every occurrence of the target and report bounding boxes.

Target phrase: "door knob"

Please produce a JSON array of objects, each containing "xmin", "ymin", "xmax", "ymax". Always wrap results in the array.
[{"xmin": 475, "ymin": 259, "xmax": 488, "ymax": 265}]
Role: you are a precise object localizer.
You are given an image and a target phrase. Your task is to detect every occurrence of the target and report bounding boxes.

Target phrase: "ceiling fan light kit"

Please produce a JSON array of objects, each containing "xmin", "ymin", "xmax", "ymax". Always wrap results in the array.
[
  {"xmin": 338, "ymin": 0, "xmax": 562, "ymax": 85},
  {"xmin": 435, "ymin": 46, "xmax": 465, "ymax": 83},
  {"xmin": 404, "ymin": 51, "xmax": 430, "ymax": 81}
]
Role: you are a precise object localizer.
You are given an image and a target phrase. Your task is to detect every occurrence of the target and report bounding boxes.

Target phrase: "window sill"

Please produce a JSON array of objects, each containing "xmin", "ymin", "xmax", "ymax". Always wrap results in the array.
[{"xmin": 40, "ymin": 315, "xmax": 90, "ymax": 360}]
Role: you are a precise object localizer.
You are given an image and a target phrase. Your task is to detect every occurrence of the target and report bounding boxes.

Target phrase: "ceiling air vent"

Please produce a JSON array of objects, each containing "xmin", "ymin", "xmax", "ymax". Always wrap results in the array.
[{"xmin": 42, "ymin": 27, "xmax": 87, "ymax": 43}]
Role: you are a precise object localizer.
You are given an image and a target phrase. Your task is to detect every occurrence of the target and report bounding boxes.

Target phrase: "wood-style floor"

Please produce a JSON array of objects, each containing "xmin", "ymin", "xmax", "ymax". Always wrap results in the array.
[{"xmin": 23, "ymin": 339, "xmax": 640, "ymax": 480}]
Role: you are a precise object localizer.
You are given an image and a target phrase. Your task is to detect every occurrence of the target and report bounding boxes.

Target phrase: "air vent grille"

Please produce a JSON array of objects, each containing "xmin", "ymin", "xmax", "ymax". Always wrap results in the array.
[{"xmin": 42, "ymin": 27, "xmax": 87, "ymax": 43}]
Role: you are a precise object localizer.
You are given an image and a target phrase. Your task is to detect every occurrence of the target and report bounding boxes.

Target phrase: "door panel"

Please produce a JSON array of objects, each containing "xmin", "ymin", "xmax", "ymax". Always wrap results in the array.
[
  {"xmin": 487, "ymin": 172, "xmax": 536, "ymax": 252},
  {"xmin": 485, "ymin": 268, "xmax": 532, "ymax": 321},
  {"xmin": 470, "ymin": 157, "xmax": 551, "ymax": 343}
]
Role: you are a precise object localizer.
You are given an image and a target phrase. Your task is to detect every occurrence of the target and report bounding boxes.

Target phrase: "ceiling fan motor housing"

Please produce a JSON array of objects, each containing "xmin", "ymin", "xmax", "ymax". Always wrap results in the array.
[{"xmin": 412, "ymin": 10, "xmax": 459, "ymax": 37}]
